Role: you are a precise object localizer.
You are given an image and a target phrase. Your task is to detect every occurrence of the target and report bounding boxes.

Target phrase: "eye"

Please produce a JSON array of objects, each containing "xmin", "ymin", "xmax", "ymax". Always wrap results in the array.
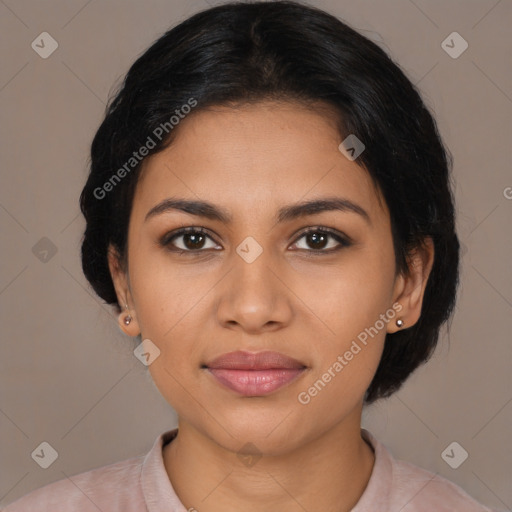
[
  {"xmin": 160, "ymin": 226, "xmax": 352, "ymax": 255},
  {"xmin": 290, "ymin": 226, "xmax": 352, "ymax": 253},
  {"xmin": 160, "ymin": 227, "xmax": 220, "ymax": 253}
]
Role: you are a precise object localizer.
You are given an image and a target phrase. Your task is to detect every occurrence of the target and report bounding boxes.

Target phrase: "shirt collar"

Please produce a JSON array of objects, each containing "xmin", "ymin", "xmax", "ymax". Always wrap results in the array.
[
  {"xmin": 141, "ymin": 428, "xmax": 185, "ymax": 512},
  {"xmin": 351, "ymin": 428, "xmax": 392, "ymax": 510}
]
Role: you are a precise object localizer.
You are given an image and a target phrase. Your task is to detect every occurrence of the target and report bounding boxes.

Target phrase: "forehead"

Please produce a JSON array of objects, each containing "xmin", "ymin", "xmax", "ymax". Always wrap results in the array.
[{"xmin": 133, "ymin": 101, "xmax": 387, "ymax": 225}]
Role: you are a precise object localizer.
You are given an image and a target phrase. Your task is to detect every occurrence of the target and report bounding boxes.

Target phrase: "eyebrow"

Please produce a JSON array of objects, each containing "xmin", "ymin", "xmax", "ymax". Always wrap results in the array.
[{"xmin": 144, "ymin": 196, "xmax": 371, "ymax": 226}]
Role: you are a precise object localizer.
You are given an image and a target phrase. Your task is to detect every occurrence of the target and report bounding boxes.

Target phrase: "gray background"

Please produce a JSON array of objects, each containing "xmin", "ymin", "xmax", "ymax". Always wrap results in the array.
[{"xmin": 0, "ymin": 0, "xmax": 511, "ymax": 509}]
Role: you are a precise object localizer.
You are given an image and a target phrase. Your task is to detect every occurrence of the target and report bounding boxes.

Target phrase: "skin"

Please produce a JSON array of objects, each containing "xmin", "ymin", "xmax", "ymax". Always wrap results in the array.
[{"xmin": 108, "ymin": 100, "xmax": 434, "ymax": 512}]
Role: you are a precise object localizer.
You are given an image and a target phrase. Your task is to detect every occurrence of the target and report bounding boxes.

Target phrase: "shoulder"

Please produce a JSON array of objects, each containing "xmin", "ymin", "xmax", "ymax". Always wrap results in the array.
[
  {"xmin": 2, "ymin": 455, "xmax": 145, "ymax": 512},
  {"xmin": 360, "ymin": 429, "xmax": 498, "ymax": 512},
  {"xmin": 390, "ymin": 457, "xmax": 496, "ymax": 511}
]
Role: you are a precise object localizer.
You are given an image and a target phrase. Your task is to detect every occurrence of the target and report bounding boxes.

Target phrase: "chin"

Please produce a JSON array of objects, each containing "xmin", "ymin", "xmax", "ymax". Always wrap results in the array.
[{"xmin": 202, "ymin": 409, "xmax": 307, "ymax": 456}]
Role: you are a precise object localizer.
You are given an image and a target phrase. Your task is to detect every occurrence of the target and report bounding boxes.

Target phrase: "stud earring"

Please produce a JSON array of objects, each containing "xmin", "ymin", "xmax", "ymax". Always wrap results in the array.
[
  {"xmin": 396, "ymin": 319, "xmax": 404, "ymax": 328},
  {"xmin": 123, "ymin": 304, "xmax": 132, "ymax": 326}
]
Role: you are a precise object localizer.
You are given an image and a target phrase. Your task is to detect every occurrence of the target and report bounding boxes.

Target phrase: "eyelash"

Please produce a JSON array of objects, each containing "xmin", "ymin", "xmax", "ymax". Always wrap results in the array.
[{"xmin": 160, "ymin": 226, "xmax": 352, "ymax": 256}]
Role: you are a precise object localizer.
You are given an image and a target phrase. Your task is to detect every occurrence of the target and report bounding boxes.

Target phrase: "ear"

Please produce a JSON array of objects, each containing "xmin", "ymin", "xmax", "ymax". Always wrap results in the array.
[
  {"xmin": 107, "ymin": 244, "xmax": 141, "ymax": 337},
  {"xmin": 387, "ymin": 237, "xmax": 435, "ymax": 333}
]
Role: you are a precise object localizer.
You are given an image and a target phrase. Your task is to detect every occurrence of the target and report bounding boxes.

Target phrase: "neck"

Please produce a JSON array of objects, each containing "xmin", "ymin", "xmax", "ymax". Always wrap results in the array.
[{"xmin": 163, "ymin": 408, "xmax": 375, "ymax": 512}]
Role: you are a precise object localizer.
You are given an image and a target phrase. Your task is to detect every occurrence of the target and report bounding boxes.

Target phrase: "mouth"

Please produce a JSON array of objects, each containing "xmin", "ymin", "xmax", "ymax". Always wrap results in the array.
[{"xmin": 203, "ymin": 350, "xmax": 307, "ymax": 396}]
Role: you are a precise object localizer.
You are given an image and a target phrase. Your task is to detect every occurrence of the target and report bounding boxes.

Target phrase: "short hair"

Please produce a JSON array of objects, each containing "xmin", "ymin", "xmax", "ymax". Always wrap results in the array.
[{"xmin": 79, "ymin": 0, "xmax": 460, "ymax": 404}]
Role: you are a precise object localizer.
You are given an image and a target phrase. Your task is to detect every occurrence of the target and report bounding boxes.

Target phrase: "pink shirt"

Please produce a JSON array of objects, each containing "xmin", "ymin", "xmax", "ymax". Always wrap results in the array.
[{"xmin": 2, "ymin": 428, "xmax": 498, "ymax": 511}]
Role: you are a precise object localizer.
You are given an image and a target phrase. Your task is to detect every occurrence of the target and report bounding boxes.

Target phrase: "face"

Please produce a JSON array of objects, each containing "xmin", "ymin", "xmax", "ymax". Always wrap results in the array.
[{"xmin": 109, "ymin": 100, "xmax": 428, "ymax": 455}]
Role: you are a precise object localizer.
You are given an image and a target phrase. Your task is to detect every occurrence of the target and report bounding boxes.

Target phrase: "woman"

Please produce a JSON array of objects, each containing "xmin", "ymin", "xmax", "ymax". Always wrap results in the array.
[{"xmin": 4, "ymin": 1, "xmax": 499, "ymax": 511}]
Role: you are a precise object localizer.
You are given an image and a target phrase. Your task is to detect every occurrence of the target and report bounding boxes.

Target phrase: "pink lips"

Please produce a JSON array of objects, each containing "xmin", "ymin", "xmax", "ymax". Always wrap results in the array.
[{"xmin": 205, "ymin": 350, "xmax": 306, "ymax": 396}]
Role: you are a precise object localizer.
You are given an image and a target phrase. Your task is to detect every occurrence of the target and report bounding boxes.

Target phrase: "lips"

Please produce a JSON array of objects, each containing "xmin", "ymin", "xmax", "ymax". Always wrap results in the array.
[
  {"xmin": 206, "ymin": 350, "xmax": 305, "ymax": 370},
  {"xmin": 205, "ymin": 351, "xmax": 307, "ymax": 396}
]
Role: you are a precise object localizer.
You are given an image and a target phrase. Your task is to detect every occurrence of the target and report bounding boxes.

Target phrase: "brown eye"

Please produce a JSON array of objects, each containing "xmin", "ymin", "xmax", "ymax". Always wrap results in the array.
[
  {"xmin": 161, "ymin": 227, "xmax": 220, "ymax": 252},
  {"xmin": 180, "ymin": 232, "xmax": 207, "ymax": 250},
  {"xmin": 291, "ymin": 227, "xmax": 351, "ymax": 253}
]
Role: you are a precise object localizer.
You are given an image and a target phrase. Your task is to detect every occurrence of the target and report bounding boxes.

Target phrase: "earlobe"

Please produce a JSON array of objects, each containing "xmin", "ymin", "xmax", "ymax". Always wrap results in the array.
[
  {"xmin": 120, "ymin": 303, "xmax": 133, "ymax": 328},
  {"xmin": 388, "ymin": 237, "xmax": 435, "ymax": 332},
  {"xmin": 107, "ymin": 244, "xmax": 141, "ymax": 337},
  {"xmin": 117, "ymin": 302, "xmax": 141, "ymax": 337}
]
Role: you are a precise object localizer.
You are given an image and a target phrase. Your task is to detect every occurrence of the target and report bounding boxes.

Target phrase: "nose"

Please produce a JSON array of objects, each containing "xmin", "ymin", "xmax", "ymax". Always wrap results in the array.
[{"xmin": 215, "ymin": 246, "xmax": 293, "ymax": 334}]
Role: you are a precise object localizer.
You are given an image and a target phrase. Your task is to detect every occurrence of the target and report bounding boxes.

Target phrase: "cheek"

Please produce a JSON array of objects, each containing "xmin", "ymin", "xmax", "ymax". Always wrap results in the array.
[
  {"xmin": 294, "ymin": 250, "xmax": 395, "ymax": 337},
  {"xmin": 128, "ymin": 247, "xmax": 207, "ymax": 337},
  {"xmin": 296, "ymin": 326, "xmax": 386, "ymax": 423},
  {"xmin": 128, "ymin": 254, "xmax": 212, "ymax": 378},
  {"xmin": 293, "ymin": 250, "xmax": 394, "ymax": 398}
]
